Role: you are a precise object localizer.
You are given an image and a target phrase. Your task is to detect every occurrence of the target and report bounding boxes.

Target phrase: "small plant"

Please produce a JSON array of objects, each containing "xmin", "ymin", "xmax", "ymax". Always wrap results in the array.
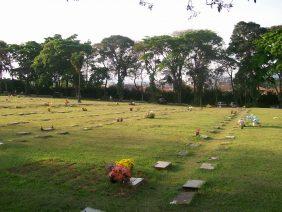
[
  {"xmin": 146, "ymin": 111, "xmax": 155, "ymax": 119},
  {"xmin": 195, "ymin": 128, "xmax": 200, "ymax": 136}
]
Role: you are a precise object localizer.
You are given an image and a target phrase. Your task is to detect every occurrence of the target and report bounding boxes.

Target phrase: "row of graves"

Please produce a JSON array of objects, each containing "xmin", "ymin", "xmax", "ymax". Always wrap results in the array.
[{"xmin": 82, "ymin": 107, "xmax": 266, "ymax": 211}]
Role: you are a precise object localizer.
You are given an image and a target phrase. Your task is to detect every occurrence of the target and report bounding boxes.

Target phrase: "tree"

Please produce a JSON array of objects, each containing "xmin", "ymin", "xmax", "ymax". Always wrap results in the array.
[
  {"xmin": 0, "ymin": 41, "xmax": 11, "ymax": 79},
  {"xmin": 33, "ymin": 34, "xmax": 92, "ymax": 95},
  {"xmin": 98, "ymin": 35, "xmax": 135, "ymax": 100},
  {"xmin": 228, "ymin": 21, "xmax": 267, "ymax": 105},
  {"xmin": 134, "ymin": 37, "xmax": 164, "ymax": 101},
  {"xmin": 0, "ymin": 41, "xmax": 12, "ymax": 92},
  {"xmin": 184, "ymin": 30, "xmax": 223, "ymax": 106},
  {"xmin": 9, "ymin": 41, "xmax": 42, "ymax": 94},
  {"xmin": 217, "ymin": 50, "xmax": 238, "ymax": 98},
  {"xmin": 159, "ymin": 35, "xmax": 188, "ymax": 103},
  {"xmin": 255, "ymin": 26, "xmax": 282, "ymax": 107},
  {"xmin": 71, "ymin": 51, "xmax": 84, "ymax": 103}
]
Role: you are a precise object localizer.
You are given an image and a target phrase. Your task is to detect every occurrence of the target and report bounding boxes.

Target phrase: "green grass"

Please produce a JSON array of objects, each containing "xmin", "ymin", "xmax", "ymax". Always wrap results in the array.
[{"xmin": 0, "ymin": 96, "xmax": 281, "ymax": 211}]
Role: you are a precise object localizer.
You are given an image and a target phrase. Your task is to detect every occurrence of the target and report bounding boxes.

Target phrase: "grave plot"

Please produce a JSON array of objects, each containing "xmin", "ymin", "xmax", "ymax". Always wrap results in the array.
[
  {"xmin": 208, "ymin": 156, "xmax": 219, "ymax": 161},
  {"xmin": 41, "ymin": 126, "xmax": 55, "ymax": 132},
  {"xmin": 170, "ymin": 192, "xmax": 196, "ymax": 205},
  {"xmin": 182, "ymin": 180, "xmax": 206, "ymax": 191},
  {"xmin": 57, "ymin": 131, "xmax": 69, "ymax": 135},
  {"xmin": 225, "ymin": 135, "xmax": 235, "ymax": 139},
  {"xmin": 129, "ymin": 177, "xmax": 144, "ymax": 186},
  {"xmin": 177, "ymin": 150, "xmax": 188, "ymax": 157},
  {"xmin": 16, "ymin": 132, "xmax": 31, "ymax": 136},
  {"xmin": 81, "ymin": 207, "xmax": 103, "ymax": 212},
  {"xmin": 154, "ymin": 161, "xmax": 172, "ymax": 169},
  {"xmin": 34, "ymin": 135, "xmax": 53, "ymax": 139},
  {"xmin": 200, "ymin": 163, "xmax": 216, "ymax": 170}
]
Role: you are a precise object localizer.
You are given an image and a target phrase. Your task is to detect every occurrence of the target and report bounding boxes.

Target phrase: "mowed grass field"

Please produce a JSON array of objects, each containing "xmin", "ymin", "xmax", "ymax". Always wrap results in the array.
[{"xmin": 0, "ymin": 96, "xmax": 281, "ymax": 212}]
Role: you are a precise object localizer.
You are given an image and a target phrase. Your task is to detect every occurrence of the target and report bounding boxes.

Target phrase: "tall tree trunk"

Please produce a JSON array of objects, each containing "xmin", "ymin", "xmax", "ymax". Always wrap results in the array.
[
  {"xmin": 117, "ymin": 71, "xmax": 124, "ymax": 100},
  {"xmin": 77, "ymin": 71, "xmax": 81, "ymax": 103},
  {"xmin": 279, "ymin": 71, "xmax": 282, "ymax": 108}
]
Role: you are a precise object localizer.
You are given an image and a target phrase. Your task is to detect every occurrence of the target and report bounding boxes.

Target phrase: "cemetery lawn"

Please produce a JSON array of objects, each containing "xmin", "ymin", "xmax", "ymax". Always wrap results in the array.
[{"xmin": 0, "ymin": 96, "xmax": 281, "ymax": 211}]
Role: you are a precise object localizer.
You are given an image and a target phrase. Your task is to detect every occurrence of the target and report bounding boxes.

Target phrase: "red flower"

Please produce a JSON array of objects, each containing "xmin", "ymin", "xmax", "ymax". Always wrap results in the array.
[{"xmin": 108, "ymin": 165, "xmax": 132, "ymax": 183}]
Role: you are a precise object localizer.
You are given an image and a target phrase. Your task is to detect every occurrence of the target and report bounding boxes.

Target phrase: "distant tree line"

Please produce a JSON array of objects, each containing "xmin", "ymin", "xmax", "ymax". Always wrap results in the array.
[{"xmin": 0, "ymin": 21, "xmax": 281, "ymax": 107}]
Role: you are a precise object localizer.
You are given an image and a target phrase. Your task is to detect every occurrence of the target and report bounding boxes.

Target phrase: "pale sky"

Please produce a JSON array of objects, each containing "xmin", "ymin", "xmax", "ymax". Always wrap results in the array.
[{"xmin": 0, "ymin": 0, "xmax": 281, "ymax": 45}]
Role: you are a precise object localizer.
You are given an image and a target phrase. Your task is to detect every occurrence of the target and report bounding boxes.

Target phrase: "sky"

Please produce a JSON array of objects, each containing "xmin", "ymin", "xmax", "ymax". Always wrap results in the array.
[{"xmin": 0, "ymin": 0, "xmax": 281, "ymax": 45}]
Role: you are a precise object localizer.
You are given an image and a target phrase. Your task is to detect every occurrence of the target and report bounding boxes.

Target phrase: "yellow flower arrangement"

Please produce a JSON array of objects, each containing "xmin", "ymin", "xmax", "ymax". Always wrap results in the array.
[{"xmin": 115, "ymin": 159, "xmax": 134, "ymax": 170}]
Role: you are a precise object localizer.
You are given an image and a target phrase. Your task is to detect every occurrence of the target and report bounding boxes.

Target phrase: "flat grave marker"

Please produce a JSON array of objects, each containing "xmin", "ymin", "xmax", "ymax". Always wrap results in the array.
[
  {"xmin": 57, "ymin": 131, "xmax": 69, "ymax": 135},
  {"xmin": 154, "ymin": 161, "xmax": 172, "ymax": 169},
  {"xmin": 129, "ymin": 177, "xmax": 144, "ymax": 186},
  {"xmin": 35, "ymin": 135, "xmax": 53, "ymax": 139},
  {"xmin": 81, "ymin": 207, "xmax": 103, "ymax": 212},
  {"xmin": 188, "ymin": 143, "xmax": 200, "ymax": 148},
  {"xmin": 170, "ymin": 192, "xmax": 196, "ymax": 205},
  {"xmin": 225, "ymin": 135, "xmax": 235, "ymax": 139},
  {"xmin": 183, "ymin": 180, "xmax": 205, "ymax": 190},
  {"xmin": 177, "ymin": 150, "xmax": 188, "ymax": 157},
  {"xmin": 200, "ymin": 163, "xmax": 216, "ymax": 170},
  {"xmin": 208, "ymin": 156, "xmax": 219, "ymax": 161},
  {"xmin": 16, "ymin": 132, "xmax": 31, "ymax": 136}
]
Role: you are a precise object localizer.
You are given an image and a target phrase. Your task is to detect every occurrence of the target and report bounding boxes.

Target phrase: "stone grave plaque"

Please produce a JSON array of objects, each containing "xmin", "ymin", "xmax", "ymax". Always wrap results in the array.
[
  {"xmin": 35, "ymin": 135, "xmax": 53, "ymax": 139},
  {"xmin": 81, "ymin": 207, "xmax": 103, "ymax": 212},
  {"xmin": 225, "ymin": 135, "xmax": 235, "ymax": 139},
  {"xmin": 170, "ymin": 192, "xmax": 196, "ymax": 205},
  {"xmin": 200, "ymin": 163, "xmax": 215, "ymax": 170},
  {"xmin": 200, "ymin": 135, "xmax": 209, "ymax": 139},
  {"xmin": 129, "ymin": 177, "xmax": 144, "ymax": 186},
  {"xmin": 83, "ymin": 127, "xmax": 92, "ymax": 131},
  {"xmin": 183, "ymin": 180, "xmax": 205, "ymax": 190},
  {"xmin": 188, "ymin": 143, "xmax": 200, "ymax": 148},
  {"xmin": 17, "ymin": 132, "xmax": 31, "ymax": 136},
  {"xmin": 154, "ymin": 161, "xmax": 172, "ymax": 169},
  {"xmin": 0, "ymin": 142, "xmax": 3, "ymax": 145},
  {"xmin": 57, "ymin": 131, "xmax": 69, "ymax": 135},
  {"xmin": 221, "ymin": 141, "xmax": 230, "ymax": 145},
  {"xmin": 42, "ymin": 127, "xmax": 54, "ymax": 132},
  {"xmin": 208, "ymin": 156, "xmax": 219, "ymax": 161},
  {"xmin": 177, "ymin": 150, "xmax": 188, "ymax": 157}
]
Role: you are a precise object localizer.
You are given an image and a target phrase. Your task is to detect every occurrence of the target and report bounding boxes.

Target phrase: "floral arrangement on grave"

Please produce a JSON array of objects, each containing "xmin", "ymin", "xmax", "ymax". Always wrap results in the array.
[
  {"xmin": 195, "ymin": 128, "xmax": 200, "ymax": 136},
  {"xmin": 245, "ymin": 114, "xmax": 261, "ymax": 126},
  {"xmin": 206, "ymin": 104, "xmax": 212, "ymax": 108},
  {"xmin": 146, "ymin": 111, "xmax": 155, "ymax": 119},
  {"xmin": 108, "ymin": 159, "xmax": 134, "ymax": 183},
  {"xmin": 238, "ymin": 119, "xmax": 245, "ymax": 129},
  {"xmin": 188, "ymin": 106, "xmax": 193, "ymax": 111},
  {"xmin": 82, "ymin": 107, "xmax": 87, "ymax": 111}
]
